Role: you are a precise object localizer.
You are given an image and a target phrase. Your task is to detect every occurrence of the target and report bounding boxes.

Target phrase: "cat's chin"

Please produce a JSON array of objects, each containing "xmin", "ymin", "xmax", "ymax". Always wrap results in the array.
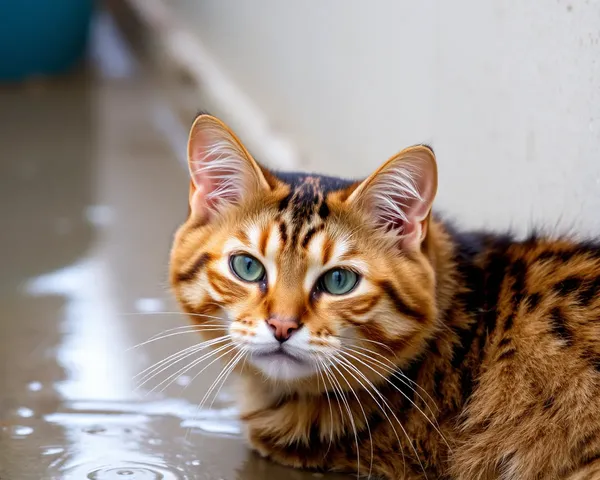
[{"xmin": 249, "ymin": 351, "xmax": 317, "ymax": 381}]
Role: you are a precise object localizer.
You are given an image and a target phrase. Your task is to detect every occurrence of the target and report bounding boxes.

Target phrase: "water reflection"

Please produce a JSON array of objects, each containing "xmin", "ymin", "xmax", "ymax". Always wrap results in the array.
[
  {"xmin": 25, "ymin": 258, "xmax": 136, "ymax": 401},
  {"xmin": 42, "ymin": 398, "xmax": 235, "ymax": 478},
  {"xmin": 0, "ymin": 9, "xmax": 349, "ymax": 479}
]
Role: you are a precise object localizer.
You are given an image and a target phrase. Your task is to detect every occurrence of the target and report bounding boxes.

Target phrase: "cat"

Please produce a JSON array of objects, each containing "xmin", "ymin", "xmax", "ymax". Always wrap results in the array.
[{"xmin": 169, "ymin": 113, "xmax": 600, "ymax": 480}]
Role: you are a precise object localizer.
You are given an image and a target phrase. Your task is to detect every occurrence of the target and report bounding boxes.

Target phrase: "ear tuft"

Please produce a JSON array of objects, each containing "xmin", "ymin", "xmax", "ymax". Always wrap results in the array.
[
  {"xmin": 187, "ymin": 115, "xmax": 270, "ymax": 221},
  {"xmin": 347, "ymin": 146, "xmax": 438, "ymax": 248}
]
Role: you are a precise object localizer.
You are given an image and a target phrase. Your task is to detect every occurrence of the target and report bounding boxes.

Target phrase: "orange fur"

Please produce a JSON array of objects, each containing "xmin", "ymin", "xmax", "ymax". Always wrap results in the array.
[{"xmin": 169, "ymin": 115, "xmax": 600, "ymax": 479}]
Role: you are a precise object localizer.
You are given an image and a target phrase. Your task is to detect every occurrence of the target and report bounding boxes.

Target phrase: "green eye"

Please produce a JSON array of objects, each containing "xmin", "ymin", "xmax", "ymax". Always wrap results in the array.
[
  {"xmin": 230, "ymin": 254, "xmax": 265, "ymax": 282},
  {"xmin": 321, "ymin": 268, "xmax": 359, "ymax": 295}
]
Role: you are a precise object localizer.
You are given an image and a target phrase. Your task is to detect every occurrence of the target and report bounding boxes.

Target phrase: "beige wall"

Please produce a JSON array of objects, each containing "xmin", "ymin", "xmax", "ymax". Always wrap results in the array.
[{"xmin": 174, "ymin": 0, "xmax": 600, "ymax": 233}]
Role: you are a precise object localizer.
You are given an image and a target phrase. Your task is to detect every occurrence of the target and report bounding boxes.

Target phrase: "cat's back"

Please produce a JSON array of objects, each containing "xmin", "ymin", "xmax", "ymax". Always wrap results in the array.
[{"xmin": 451, "ymin": 231, "xmax": 600, "ymax": 479}]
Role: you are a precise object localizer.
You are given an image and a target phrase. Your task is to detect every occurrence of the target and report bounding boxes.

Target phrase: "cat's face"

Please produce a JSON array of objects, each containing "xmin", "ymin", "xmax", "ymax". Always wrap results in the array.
[{"xmin": 170, "ymin": 115, "xmax": 438, "ymax": 386}]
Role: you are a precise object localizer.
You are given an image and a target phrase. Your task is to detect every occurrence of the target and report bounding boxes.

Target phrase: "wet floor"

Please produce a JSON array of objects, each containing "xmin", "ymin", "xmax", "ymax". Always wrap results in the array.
[{"xmin": 0, "ymin": 13, "xmax": 346, "ymax": 480}]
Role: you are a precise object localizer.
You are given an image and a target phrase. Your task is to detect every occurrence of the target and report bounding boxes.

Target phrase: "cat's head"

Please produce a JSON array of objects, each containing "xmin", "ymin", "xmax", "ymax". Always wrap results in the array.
[{"xmin": 170, "ymin": 114, "xmax": 439, "ymax": 387}]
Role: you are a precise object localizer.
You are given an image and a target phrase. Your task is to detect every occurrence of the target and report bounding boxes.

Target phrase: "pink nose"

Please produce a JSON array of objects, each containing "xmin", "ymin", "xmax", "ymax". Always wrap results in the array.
[{"xmin": 266, "ymin": 317, "xmax": 299, "ymax": 342}]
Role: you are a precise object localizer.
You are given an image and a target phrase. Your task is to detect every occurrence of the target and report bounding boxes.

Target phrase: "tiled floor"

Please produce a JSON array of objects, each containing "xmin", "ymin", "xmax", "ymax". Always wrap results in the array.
[{"xmin": 0, "ymin": 15, "xmax": 344, "ymax": 480}]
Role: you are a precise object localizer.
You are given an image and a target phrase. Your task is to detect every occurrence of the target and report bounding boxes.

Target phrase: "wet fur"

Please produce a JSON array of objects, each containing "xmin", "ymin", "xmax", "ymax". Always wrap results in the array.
[{"xmin": 170, "ymin": 116, "xmax": 600, "ymax": 479}]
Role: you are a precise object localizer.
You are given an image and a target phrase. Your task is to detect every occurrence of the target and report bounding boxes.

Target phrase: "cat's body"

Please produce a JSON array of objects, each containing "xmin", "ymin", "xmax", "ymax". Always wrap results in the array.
[{"xmin": 170, "ymin": 114, "xmax": 600, "ymax": 479}]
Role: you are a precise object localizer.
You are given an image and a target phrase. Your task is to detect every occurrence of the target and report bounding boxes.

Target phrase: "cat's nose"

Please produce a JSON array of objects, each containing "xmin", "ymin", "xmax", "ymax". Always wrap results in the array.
[{"xmin": 266, "ymin": 316, "xmax": 300, "ymax": 343}]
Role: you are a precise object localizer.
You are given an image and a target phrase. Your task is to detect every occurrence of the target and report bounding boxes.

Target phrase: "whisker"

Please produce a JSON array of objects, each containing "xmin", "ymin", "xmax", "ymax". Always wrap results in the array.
[
  {"xmin": 332, "ymin": 354, "xmax": 414, "ymax": 479},
  {"xmin": 319, "ymin": 360, "xmax": 361, "ymax": 479},
  {"xmin": 179, "ymin": 343, "xmax": 239, "ymax": 393},
  {"xmin": 340, "ymin": 348, "xmax": 451, "ymax": 454},
  {"xmin": 127, "ymin": 327, "xmax": 227, "ymax": 351},
  {"xmin": 345, "ymin": 344, "xmax": 437, "ymax": 409},
  {"xmin": 145, "ymin": 323, "xmax": 227, "ymax": 337},
  {"xmin": 312, "ymin": 356, "xmax": 335, "ymax": 455},
  {"xmin": 336, "ymin": 335, "xmax": 398, "ymax": 357},
  {"xmin": 121, "ymin": 311, "xmax": 225, "ymax": 321},
  {"xmin": 204, "ymin": 348, "xmax": 246, "ymax": 410},
  {"xmin": 134, "ymin": 335, "xmax": 230, "ymax": 382},
  {"xmin": 328, "ymin": 358, "xmax": 374, "ymax": 478},
  {"xmin": 144, "ymin": 342, "xmax": 234, "ymax": 394},
  {"xmin": 344, "ymin": 345, "xmax": 441, "ymax": 420}
]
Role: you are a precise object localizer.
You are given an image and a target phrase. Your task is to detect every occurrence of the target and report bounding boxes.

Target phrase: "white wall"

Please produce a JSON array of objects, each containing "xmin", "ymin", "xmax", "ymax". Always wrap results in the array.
[{"xmin": 174, "ymin": 0, "xmax": 600, "ymax": 234}]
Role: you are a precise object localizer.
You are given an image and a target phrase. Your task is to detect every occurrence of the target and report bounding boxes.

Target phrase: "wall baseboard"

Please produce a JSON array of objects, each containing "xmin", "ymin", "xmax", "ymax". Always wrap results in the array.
[{"xmin": 105, "ymin": 0, "xmax": 300, "ymax": 171}]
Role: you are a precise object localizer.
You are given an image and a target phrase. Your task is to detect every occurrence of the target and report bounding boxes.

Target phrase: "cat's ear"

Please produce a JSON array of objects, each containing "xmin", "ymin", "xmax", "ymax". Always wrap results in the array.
[
  {"xmin": 187, "ymin": 114, "xmax": 272, "ymax": 223},
  {"xmin": 347, "ymin": 145, "xmax": 437, "ymax": 250}
]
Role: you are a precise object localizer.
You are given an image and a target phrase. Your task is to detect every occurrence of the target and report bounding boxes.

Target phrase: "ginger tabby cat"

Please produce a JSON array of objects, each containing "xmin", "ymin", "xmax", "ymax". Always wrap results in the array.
[{"xmin": 169, "ymin": 114, "xmax": 600, "ymax": 479}]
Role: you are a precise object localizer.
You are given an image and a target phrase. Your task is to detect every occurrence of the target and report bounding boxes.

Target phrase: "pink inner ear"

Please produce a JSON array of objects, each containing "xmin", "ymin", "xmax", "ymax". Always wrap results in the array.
[
  {"xmin": 187, "ymin": 122, "xmax": 251, "ymax": 218},
  {"xmin": 189, "ymin": 141, "xmax": 232, "ymax": 211},
  {"xmin": 356, "ymin": 148, "xmax": 437, "ymax": 245}
]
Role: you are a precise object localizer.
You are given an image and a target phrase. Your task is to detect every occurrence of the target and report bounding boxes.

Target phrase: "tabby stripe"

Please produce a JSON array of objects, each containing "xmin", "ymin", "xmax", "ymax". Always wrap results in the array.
[
  {"xmin": 379, "ymin": 280, "xmax": 425, "ymax": 323},
  {"xmin": 548, "ymin": 306, "xmax": 573, "ymax": 346},
  {"xmin": 301, "ymin": 224, "xmax": 323, "ymax": 249},
  {"xmin": 235, "ymin": 229, "xmax": 250, "ymax": 244},
  {"xmin": 290, "ymin": 223, "xmax": 301, "ymax": 249},
  {"xmin": 497, "ymin": 348, "xmax": 516, "ymax": 361},
  {"xmin": 482, "ymin": 249, "xmax": 511, "ymax": 338},
  {"xmin": 278, "ymin": 193, "xmax": 292, "ymax": 211},
  {"xmin": 580, "ymin": 452, "xmax": 600, "ymax": 467},
  {"xmin": 209, "ymin": 271, "xmax": 245, "ymax": 299},
  {"xmin": 542, "ymin": 395, "xmax": 555, "ymax": 410},
  {"xmin": 176, "ymin": 252, "xmax": 212, "ymax": 283},
  {"xmin": 525, "ymin": 292, "xmax": 542, "ymax": 313},
  {"xmin": 500, "ymin": 257, "xmax": 526, "ymax": 334},
  {"xmin": 577, "ymin": 277, "xmax": 600, "ymax": 306},
  {"xmin": 348, "ymin": 295, "xmax": 381, "ymax": 316},
  {"xmin": 317, "ymin": 200, "xmax": 330, "ymax": 220},
  {"xmin": 322, "ymin": 236, "xmax": 334, "ymax": 265},
  {"xmin": 508, "ymin": 259, "xmax": 527, "ymax": 308},
  {"xmin": 581, "ymin": 349, "xmax": 600, "ymax": 374},
  {"xmin": 258, "ymin": 225, "xmax": 270, "ymax": 256},
  {"xmin": 536, "ymin": 250, "xmax": 577, "ymax": 263},
  {"xmin": 553, "ymin": 275, "xmax": 584, "ymax": 296},
  {"xmin": 278, "ymin": 221, "xmax": 288, "ymax": 246},
  {"xmin": 450, "ymin": 318, "xmax": 480, "ymax": 369}
]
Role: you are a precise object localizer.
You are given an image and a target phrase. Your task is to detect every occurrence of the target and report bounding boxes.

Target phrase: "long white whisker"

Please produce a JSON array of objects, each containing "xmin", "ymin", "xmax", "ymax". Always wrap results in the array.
[
  {"xmin": 146, "ymin": 342, "xmax": 234, "ymax": 394},
  {"xmin": 317, "ymin": 357, "xmax": 346, "ymax": 450},
  {"xmin": 344, "ymin": 345, "xmax": 441, "ymax": 422},
  {"xmin": 313, "ymin": 356, "xmax": 335, "ymax": 455},
  {"xmin": 181, "ymin": 343, "xmax": 239, "ymax": 392},
  {"xmin": 121, "ymin": 311, "xmax": 224, "ymax": 320},
  {"xmin": 346, "ymin": 344, "xmax": 436, "ymax": 409},
  {"xmin": 128, "ymin": 327, "xmax": 227, "ymax": 351},
  {"xmin": 333, "ymin": 354, "xmax": 413, "ymax": 479},
  {"xmin": 320, "ymin": 360, "xmax": 361, "ymax": 479},
  {"xmin": 328, "ymin": 358, "xmax": 374, "ymax": 479},
  {"xmin": 340, "ymin": 348, "xmax": 451, "ymax": 453},
  {"xmin": 205, "ymin": 348, "xmax": 246, "ymax": 410},
  {"xmin": 134, "ymin": 335, "xmax": 230, "ymax": 383},
  {"xmin": 336, "ymin": 335, "xmax": 397, "ymax": 357}
]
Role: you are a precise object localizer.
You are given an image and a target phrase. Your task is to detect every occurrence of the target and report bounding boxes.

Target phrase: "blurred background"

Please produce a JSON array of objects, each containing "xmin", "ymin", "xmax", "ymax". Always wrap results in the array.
[{"xmin": 0, "ymin": 1, "xmax": 598, "ymax": 479}]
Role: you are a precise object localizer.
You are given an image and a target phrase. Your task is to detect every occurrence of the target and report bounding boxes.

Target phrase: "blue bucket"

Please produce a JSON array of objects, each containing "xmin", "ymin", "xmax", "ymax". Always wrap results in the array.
[{"xmin": 0, "ymin": 0, "xmax": 95, "ymax": 81}]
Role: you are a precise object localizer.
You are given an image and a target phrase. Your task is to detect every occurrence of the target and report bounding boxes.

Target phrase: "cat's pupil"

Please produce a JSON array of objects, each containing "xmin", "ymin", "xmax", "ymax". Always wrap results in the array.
[
  {"xmin": 333, "ymin": 270, "xmax": 344, "ymax": 287},
  {"xmin": 244, "ymin": 258, "xmax": 253, "ymax": 272}
]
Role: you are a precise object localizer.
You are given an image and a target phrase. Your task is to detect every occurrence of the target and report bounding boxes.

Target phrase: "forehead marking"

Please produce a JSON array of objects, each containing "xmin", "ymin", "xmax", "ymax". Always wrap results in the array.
[
  {"xmin": 307, "ymin": 231, "xmax": 327, "ymax": 265},
  {"xmin": 278, "ymin": 221, "xmax": 288, "ymax": 246},
  {"xmin": 247, "ymin": 224, "xmax": 261, "ymax": 250},
  {"xmin": 258, "ymin": 226, "xmax": 270, "ymax": 256},
  {"xmin": 301, "ymin": 224, "xmax": 324, "ymax": 249},
  {"xmin": 265, "ymin": 223, "xmax": 281, "ymax": 259}
]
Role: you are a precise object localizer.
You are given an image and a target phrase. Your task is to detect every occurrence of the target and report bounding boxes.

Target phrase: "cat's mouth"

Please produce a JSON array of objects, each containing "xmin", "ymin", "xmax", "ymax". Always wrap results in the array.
[{"xmin": 252, "ymin": 347, "xmax": 305, "ymax": 364}]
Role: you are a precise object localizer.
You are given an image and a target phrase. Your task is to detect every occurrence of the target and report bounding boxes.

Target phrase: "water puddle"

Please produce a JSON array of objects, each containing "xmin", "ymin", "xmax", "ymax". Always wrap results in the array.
[{"xmin": 1, "ymin": 396, "xmax": 244, "ymax": 479}]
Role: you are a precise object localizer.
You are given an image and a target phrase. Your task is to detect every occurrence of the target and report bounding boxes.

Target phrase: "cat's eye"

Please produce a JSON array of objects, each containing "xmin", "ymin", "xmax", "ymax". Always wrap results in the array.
[
  {"xmin": 230, "ymin": 254, "xmax": 266, "ymax": 282},
  {"xmin": 321, "ymin": 268, "xmax": 359, "ymax": 295}
]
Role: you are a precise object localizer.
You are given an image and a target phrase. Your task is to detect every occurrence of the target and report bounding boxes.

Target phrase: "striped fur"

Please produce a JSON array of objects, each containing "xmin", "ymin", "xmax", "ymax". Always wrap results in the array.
[{"xmin": 169, "ymin": 115, "xmax": 600, "ymax": 479}]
